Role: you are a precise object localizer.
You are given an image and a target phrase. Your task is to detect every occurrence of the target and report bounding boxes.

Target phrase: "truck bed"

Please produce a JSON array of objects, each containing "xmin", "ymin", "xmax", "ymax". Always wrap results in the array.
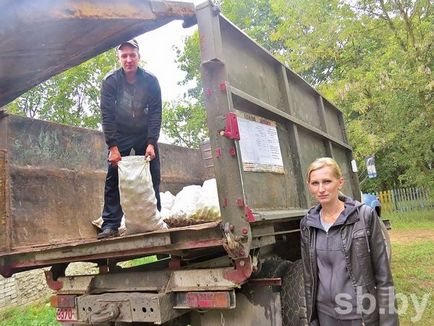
[
  {"xmin": 0, "ymin": 221, "xmax": 222, "ymax": 277},
  {"xmin": 0, "ymin": 114, "xmax": 214, "ymax": 277}
]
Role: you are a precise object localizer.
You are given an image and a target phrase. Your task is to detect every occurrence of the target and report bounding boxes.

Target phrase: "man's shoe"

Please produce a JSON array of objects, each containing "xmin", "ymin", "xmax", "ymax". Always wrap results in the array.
[{"xmin": 97, "ymin": 228, "xmax": 119, "ymax": 240}]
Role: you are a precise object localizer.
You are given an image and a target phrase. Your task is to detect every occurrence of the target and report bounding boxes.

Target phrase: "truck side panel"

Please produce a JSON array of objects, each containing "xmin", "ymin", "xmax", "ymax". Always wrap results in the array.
[
  {"xmin": 197, "ymin": 6, "xmax": 360, "ymax": 226},
  {"xmin": 0, "ymin": 115, "xmax": 212, "ymax": 252}
]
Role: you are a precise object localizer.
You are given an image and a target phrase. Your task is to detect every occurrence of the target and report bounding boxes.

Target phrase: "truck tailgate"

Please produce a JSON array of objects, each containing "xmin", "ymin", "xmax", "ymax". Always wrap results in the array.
[{"xmin": 0, "ymin": 221, "xmax": 222, "ymax": 277}]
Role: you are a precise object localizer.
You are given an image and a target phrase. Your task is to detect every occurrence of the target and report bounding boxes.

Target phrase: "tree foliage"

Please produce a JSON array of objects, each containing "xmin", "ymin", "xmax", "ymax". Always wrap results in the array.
[
  {"xmin": 6, "ymin": 50, "xmax": 117, "ymax": 128},
  {"xmin": 162, "ymin": 100, "xmax": 208, "ymax": 148},
  {"xmin": 163, "ymin": 32, "xmax": 209, "ymax": 149}
]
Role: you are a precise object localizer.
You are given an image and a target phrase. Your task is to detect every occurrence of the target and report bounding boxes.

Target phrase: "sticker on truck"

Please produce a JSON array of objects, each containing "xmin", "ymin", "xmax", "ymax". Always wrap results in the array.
[{"xmin": 56, "ymin": 308, "xmax": 77, "ymax": 322}]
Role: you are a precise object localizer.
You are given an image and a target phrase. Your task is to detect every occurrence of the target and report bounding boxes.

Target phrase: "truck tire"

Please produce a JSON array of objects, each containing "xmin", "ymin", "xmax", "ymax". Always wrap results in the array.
[
  {"xmin": 254, "ymin": 256, "xmax": 284, "ymax": 278},
  {"xmin": 279, "ymin": 260, "xmax": 308, "ymax": 326}
]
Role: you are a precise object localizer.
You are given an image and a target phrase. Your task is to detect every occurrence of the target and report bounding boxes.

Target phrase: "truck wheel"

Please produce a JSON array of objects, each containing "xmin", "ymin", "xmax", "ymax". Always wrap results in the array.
[
  {"xmin": 254, "ymin": 256, "xmax": 283, "ymax": 278},
  {"xmin": 280, "ymin": 260, "xmax": 308, "ymax": 326}
]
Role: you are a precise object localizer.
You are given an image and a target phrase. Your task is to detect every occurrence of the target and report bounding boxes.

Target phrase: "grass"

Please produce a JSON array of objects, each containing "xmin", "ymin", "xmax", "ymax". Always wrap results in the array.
[
  {"xmin": 1, "ymin": 211, "xmax": 433, "ymax": 325},
  {"xmin": 383, "ymin": 209, "xmax": 434, "ymax": 230},
  {"xmin": 387, "ymin": 209, "xmax": 434, "ymax": 325},
  {"xmin": 0, "ymin": 298, "xmax": 58, "ymax": 326},
  {"xmin": 120, "ymin": 255, "xmax": 157, "ymax": 268}
]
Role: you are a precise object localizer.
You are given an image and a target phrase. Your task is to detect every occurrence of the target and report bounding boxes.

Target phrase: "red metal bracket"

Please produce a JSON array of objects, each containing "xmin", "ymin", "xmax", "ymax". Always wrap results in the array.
[
  {"xmin": 44, "ymin": 270, "xmax": 64, "ymax": 291},
  {"xmin": 223, "ymin": 112, "xmax": 240, "ymax": 140},
  {"xmin": 215, "ymin": 147, "xmax": 222, "ymax": 158},
  {"xmin": 0, "ymin": 265, "xmax": 13, "ymax": 278},
  {"xmin": 229, "ymin": 147, "xmax": 237, "ymax": 156},
  {"xmin": 248, "ymin": 278, "xmax": 282, "ymax": 287},
  {"xmin": 223, "ymin": 258, "xmax": 253, "ymax": 284},
  {"xmin": 169, "ymin": 257, "xmax": 182, "ymax": 270},
  {"xmin": 244, "ymin": 205, "xmax": 255, "ymax": 222},
  {"xmin": 219, "ymin": 82, "xmax": 227, "ymax": 92}
]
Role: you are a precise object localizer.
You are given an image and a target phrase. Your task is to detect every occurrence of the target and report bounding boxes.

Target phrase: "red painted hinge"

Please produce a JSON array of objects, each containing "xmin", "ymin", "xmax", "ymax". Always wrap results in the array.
[
  {"xmin": 223, "ymin": 197, "xmax": 228, "ymax": 207},
  {"xmin": 244, "ymin": 205, "xmax": 255, "ymax": 222},
  {"xmin": 44, "ymin": 270, "xmax": 63, "ymax": 291},
  {"xmin": 224, "ymin": 112, "xmax": 240, "ymax": 140},
  {"xmin": 223, "ymin": 258, "xmax": 252, "ymax": 284}
]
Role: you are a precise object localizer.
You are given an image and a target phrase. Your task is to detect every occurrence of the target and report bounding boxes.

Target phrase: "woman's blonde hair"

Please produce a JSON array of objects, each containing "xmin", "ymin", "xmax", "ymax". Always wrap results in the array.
[{"xmin": 306, "ymin": 157, "xmax": 343, "ymax": 182}]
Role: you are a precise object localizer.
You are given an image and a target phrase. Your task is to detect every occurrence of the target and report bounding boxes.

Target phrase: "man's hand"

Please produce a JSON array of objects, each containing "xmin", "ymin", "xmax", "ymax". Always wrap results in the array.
[
  {"xmin": 145, "ymin": 144, "xmax": 156, "ymax": 161},
  {"xmin": 108, "ymin": 146, "xmax": 121, "ymax": 167}
]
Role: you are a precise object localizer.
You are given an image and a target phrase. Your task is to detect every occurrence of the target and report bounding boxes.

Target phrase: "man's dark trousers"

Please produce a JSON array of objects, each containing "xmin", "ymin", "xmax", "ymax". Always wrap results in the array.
[{"xmin": 101, "ymin": 132, "xmax": 161, "ymax": 231}]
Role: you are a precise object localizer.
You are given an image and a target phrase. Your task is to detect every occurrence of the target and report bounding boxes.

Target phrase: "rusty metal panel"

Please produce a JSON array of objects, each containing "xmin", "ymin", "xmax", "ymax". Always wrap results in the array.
[
  {"xmin": 7, "ymin": 115, "xmax": 106, "ymax": 170},
  {"xmin": 220, "ymin": 22, "xmax": 286, "ymax": 113},
  {"xmin": 166, "ymin": 268, "xmax": 239, "ymax": 292},
  {"xmin": 285, "ymin": 70, "xmax": 323, "ymax": 130},
  {"xmin": 77, "ymin": 292, "xmax": 185, "ymax": 324},
  {"xmin": 0, "ymin": 0, "xmax": 195, "ymax": 107},
  {"xmin": 190, "ymin": 288, "xmax": 282, "ymax": 325},
  {"xmin": 323, "ymin": 99, "xmax": 345, "ymax": 142},
  {"xmin": 0, "ymin": 114, "xmax": 213, "ymax": 260},
  {"xmin": 0, "ymin": 150, "xmax": 8, "ymax": 252}
]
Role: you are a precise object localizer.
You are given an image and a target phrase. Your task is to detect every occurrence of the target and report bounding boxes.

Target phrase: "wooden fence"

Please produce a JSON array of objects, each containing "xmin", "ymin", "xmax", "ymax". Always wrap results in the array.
[{"xmin": 372, "ymin": 187, "xmax": 433, "ymax": 213}]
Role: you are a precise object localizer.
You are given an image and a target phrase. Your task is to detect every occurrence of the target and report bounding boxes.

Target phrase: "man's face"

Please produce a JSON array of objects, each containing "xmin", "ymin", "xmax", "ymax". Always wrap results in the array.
[{"xmin": 117, "ymin": 45, "xmax": 140, "ymax": 74}]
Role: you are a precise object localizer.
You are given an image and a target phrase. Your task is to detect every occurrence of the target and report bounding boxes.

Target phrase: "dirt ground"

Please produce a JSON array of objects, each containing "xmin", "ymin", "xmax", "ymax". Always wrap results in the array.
[{"xmin": 390, "ymin": 229, "xmax": 434, "ymax": 244}]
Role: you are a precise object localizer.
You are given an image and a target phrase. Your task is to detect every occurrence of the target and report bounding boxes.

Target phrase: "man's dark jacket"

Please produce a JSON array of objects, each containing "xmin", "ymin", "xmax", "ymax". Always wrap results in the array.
[
  {"xmin": 100, "ymin": 67, "xmax": 162, "ymax": 148},
  {"xmin": 300, "ymin": 196, "xmax": 399, "ymax": 326}
]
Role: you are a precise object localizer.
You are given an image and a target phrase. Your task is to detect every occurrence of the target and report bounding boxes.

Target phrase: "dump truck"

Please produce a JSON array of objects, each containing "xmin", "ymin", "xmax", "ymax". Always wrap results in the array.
[{"xmin": 0, "ymin": 1, "xmax": 362, "ymax": 325}]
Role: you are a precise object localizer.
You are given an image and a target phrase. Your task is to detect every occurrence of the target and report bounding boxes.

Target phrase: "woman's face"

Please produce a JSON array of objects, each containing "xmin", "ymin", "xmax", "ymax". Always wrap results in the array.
[{"xmin": 308, "ymin": 166, "xmax": 344, "ymax": 205}]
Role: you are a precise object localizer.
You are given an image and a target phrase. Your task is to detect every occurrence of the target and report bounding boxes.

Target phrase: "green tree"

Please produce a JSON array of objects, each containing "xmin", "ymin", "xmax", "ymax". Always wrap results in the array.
[
  {"xmin": 162, "ymin": 100, "xmax": 208, "ymax": 148},
  {"xmin": 6, "ymin": 50, "xmax": 117, "ymax": 128},
  {"xmin": 162, "ymin": 32, "xmax": 209, "ymax": 149}
]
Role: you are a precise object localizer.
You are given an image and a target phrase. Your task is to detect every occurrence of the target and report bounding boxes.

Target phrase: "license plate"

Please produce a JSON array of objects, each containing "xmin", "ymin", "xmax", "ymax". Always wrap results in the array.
[{"xmin": 56, "ymin": 308, "xmax": 77, "ymax": 322}]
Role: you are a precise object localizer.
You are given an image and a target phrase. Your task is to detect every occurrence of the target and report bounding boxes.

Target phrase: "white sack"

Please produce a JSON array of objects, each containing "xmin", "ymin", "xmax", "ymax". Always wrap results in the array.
[
  {"xmin": 165, "ymin": 179, "xmax": 221, "ymax": 224},
  {"xmin": 118, "ymin": 156, "xmax": 166, "ymax": 233}
]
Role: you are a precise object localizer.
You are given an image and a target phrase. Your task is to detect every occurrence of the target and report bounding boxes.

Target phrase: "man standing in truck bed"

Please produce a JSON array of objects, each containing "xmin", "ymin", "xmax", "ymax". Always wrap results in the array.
[{"xmin": 98, "ymin": 39, "xmax": 162, "ymax": 239}]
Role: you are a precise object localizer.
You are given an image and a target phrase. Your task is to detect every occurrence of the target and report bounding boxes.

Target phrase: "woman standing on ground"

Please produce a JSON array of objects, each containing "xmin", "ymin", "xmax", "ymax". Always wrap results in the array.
[{"xmin": 300, "ymin": 157, "xmax": 398, "ymax": 326}]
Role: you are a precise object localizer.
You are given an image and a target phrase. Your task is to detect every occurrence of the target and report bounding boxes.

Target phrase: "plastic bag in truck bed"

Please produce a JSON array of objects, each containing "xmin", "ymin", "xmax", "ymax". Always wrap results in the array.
[
  {"xmin": 118, "ymin": 156, "xmax": 167, "ymax": 233},
  {"xmin": 164, "ymin": 178, "xmax": 221, "ymax": 227}
]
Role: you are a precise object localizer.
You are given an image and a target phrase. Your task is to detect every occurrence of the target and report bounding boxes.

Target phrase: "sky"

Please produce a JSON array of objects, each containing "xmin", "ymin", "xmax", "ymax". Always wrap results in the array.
[{"xmin": 135, "ymin": 0, "xmax": 203, "ymax": 102}]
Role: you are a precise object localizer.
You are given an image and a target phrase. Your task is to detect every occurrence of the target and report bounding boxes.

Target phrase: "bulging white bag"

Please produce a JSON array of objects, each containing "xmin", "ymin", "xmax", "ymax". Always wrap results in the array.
[
  {"xmin": 163, "ymin": 179, "xmax": 221, "ymax": 227},
  {"xmin": 118, "ymin": 156, "xmax": 166, "ymax": 233}
]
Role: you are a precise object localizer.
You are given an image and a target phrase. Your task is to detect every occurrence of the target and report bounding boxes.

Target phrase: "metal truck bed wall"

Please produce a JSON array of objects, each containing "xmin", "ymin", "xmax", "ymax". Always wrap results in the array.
[
  {"xmin": 0, "ymin": 114, "xmax": 212, "ymax": 255},
  {"xmin": 196, "ymin": 2, "xmax": 360, "ymax": 250}
]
